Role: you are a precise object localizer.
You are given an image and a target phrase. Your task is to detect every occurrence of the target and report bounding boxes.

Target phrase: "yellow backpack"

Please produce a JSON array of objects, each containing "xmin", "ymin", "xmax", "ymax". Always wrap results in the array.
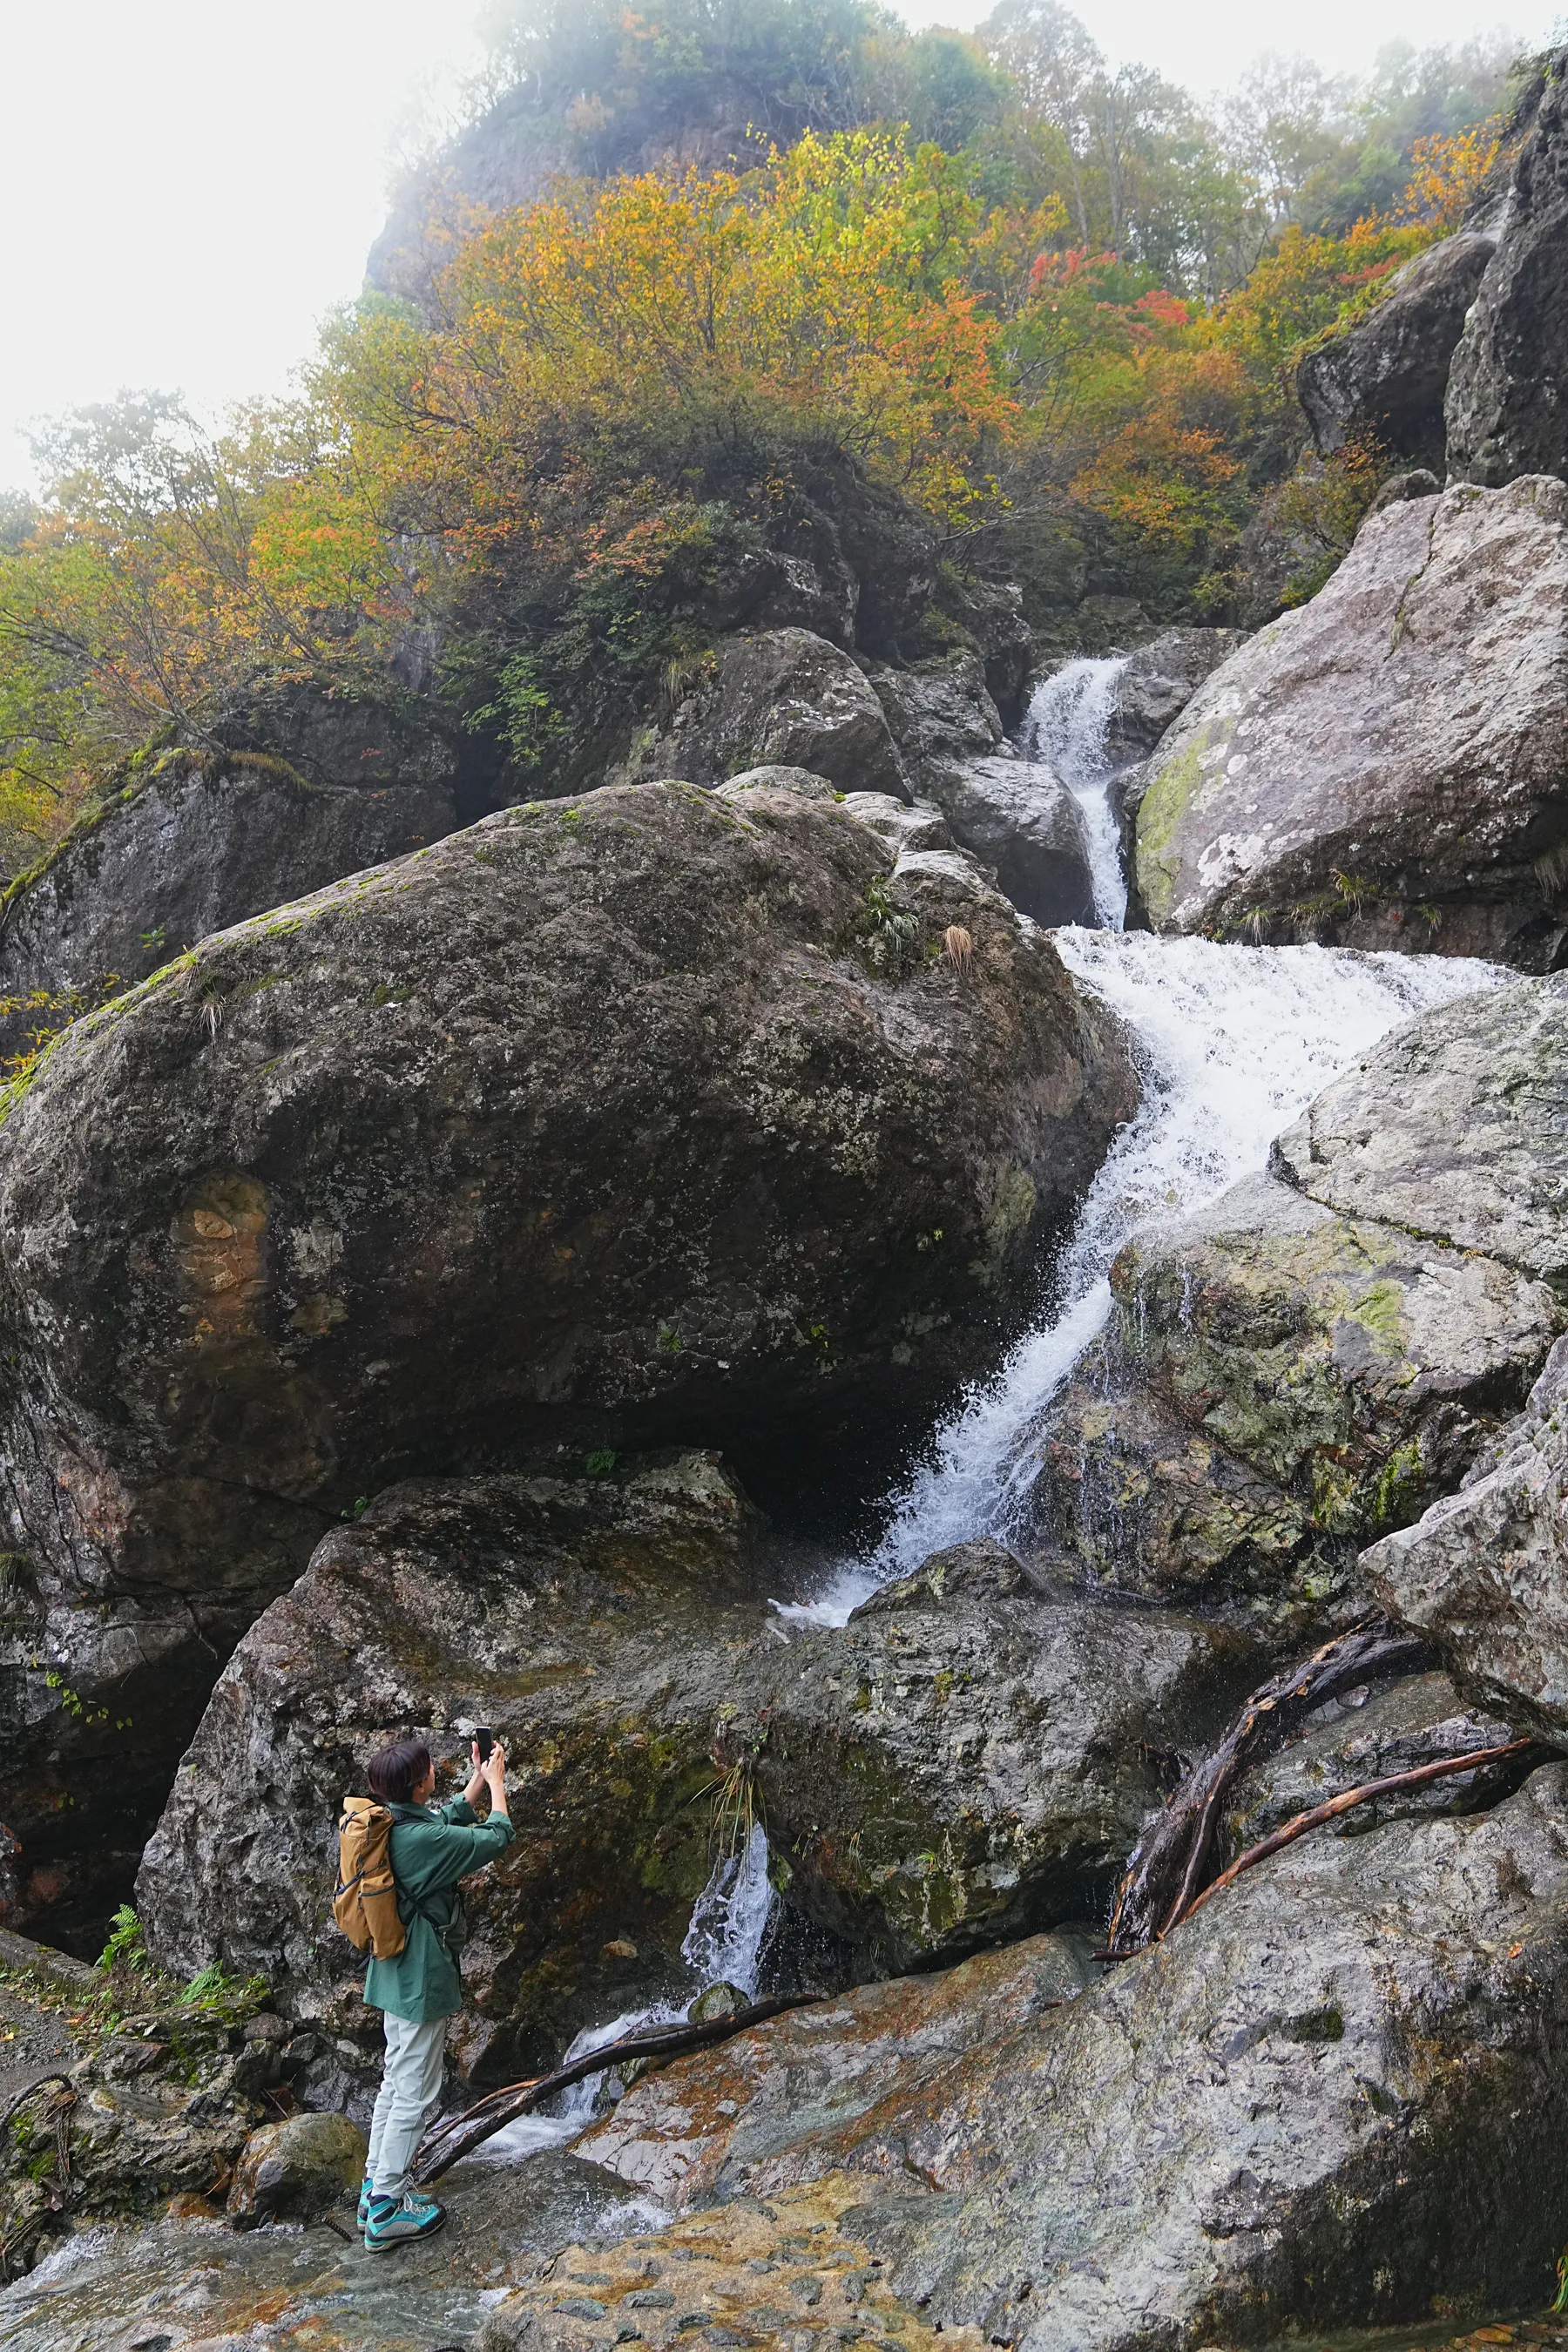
[{"xmin": 334, "ymin": 1797, "xmax": 407, "ymax": 1959}]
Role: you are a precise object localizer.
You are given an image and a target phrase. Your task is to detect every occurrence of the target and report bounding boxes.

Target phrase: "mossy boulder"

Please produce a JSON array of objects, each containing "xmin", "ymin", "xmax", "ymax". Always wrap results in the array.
[
  {"xmin": 0, "ymin": 747, "xmax": 458, "ymax": 1061},
  {"xmin": 0, "ymin": 777, "xmax": 1133, "ymax": 1944},
  {"xmin": 1033, "ymin": 1171, "xmax": 1562, "ymax": 1642}
]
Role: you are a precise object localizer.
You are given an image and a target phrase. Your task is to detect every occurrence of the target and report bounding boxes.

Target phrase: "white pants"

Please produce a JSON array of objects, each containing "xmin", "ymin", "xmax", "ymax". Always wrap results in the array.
[{"xmin": 367, "ymin": 2011, "xmax": 448, "ymax": 2198}]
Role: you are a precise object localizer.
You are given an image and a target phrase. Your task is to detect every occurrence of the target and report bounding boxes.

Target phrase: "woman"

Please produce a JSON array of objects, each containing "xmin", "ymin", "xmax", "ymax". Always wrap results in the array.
[{"xmin": 358, "ymin": 1732, "xmax": 514, "ymax": 2250}]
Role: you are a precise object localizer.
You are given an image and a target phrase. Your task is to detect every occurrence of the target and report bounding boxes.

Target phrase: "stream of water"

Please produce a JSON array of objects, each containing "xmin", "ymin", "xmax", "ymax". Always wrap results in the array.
[{"xmin": 474, "ymin": 1823, "xmax": 778, "ymax": 2165}]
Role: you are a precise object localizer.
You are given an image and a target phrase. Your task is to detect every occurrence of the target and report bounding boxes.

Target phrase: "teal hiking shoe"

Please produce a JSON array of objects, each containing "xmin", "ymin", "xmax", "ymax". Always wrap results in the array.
[
  {"xmin": 357, "ymin": 2173, "xmax": 374, "ymax": 2231},
  {"xmin": 364, "ymin": 2189, "xmax": 446, "ymax": 2251}
]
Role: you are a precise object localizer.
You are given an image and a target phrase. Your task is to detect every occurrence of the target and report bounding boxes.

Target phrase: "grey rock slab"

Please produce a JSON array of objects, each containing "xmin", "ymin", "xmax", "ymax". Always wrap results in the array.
[
  {"xmin": 1134, "ymin": 475, "xmax": 1568, "ymax": 965},
  {"xmin": 868, "ymin": 652, "xmax": 1004, "ymax": 796},
  {"xmin": 1300, "ymin": 231, "xmax": 1497, "ymax": 470},
  {"xmin": 840, "ymin": 793, "xmax": 954, "ymax": 855},
  {"xmin": 1221, "ymin": 1668, "xmax": 1519, "ymax": 1853},
  {"xmin": 1448, "ymin": 50, "xmax": 1568, "ymax": 487},
  {"xmin": 1366, "ymin": 1334, "xmax": 1568, "ymax": 1743},
  {"xmin": 1271, "ymin": 970, "xmax": 1568, "ymax": 1281},
  {"xmin": 1102, "ymin": 628, "xmax": 1249, "ymax": 768},
  {"xmin": 0, "ymin": 779, "xmax": 1134, "ymax": 1941}
]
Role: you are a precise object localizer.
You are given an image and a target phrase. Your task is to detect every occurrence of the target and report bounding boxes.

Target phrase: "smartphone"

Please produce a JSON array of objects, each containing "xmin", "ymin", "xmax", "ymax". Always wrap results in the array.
[{"xmin": 474, "ymin": 1727, "xmax": 494, "ymax": 1762}]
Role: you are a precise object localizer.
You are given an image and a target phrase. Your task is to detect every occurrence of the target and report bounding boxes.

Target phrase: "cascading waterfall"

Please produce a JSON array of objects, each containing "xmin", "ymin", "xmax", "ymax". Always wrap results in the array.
[
  {"xmin": 475, "ymin": 1824, "xmax": 777, "ymax": 2164},
  {"xmin": 485, "ymin": 653, "xmax": 1508, "ymax": 2173},
  {"xmin": 1020, "ymin": 656, "xmax": 1132, "ymax": 930},
  {"xmin": 789, "ymin": 929, "xmax": 1507, "ymax": 1626}
]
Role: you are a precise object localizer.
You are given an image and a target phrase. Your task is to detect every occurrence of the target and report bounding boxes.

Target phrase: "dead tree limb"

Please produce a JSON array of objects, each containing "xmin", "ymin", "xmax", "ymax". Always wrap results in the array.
[
  {"xmin": 1173, "ymin": 1740, "xmax": 1538, "ymax": 1929},
  {"xmin": 1104, "ymin": 1616, "xmax": 1429, "ymax": 1957},
  {"xmin": 412, "ymin": 1994, "xmax": 821, "ymax": 2184}
]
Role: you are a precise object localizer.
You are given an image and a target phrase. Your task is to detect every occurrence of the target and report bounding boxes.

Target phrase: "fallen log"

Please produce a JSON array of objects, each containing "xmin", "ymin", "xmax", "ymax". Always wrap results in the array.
[
  {"xmin": 412, "ymin": 1993, "xmax": 821, "ymax": 2183},
  {"xmin": 1104, "ymin": 1616, "xmax": 1429, "ymax": 1957},
  {"xmin": 1173, "ymin": 1739, "xmax": 1539, "ymax": 1929}
]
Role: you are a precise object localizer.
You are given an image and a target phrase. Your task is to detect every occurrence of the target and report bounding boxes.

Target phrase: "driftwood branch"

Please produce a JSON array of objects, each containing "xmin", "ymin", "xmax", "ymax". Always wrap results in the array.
[
  {"xmin": 1105, "ymin": 1617, "xmax": 1429, "ymax": 1957},
  {"xmin": 1174, "ymin": 1740, "xmax": 1538, "ymax": 1928},
  {"xmin": 413, "ymin": 1994, "xmax": 820, "ymax": 2184}
]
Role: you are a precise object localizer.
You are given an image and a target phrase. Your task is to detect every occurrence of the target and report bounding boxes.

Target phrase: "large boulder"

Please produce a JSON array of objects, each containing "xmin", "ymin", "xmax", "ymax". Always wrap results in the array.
[
  {"xmin": 0, "ymin": 751, "xmax": 458, "ymax": 1060},
  {"xmin": 1032, "ymin": 1168, "xmax": 1562, "ymax": 1643},
  {"xmin": 1101, "ymin": 628, "xmax": 1248, "ymax": 769},
  {"xmin": 1134, "ymin": 476, "xmax": 1568, "ymax": 966},
  {"xmin": 137, "ymin": 1497, "xmax": 1255, "ymax": 2074},
  {"xmin": 912, "ymin": 755, "xmax": 1097, "ymax": 928},
  {"xmin": 1448, "ymin": 50, "xmax": 1568, "ymax": 487},
  {"xmin": 869, "ymin": 652, "xmax": 1005, "ymax": 794},
  {"xmin": 1299, "ymin": 232, "xmax": 1497, "ymax": 470},
  {"xmin": 0, "ymin": 778, "xmax": 1133, "ymax": 1941},
  {"xmin": 565, "ymin": 1763, "xmax": 1568, "ymax": 2351},
  {"xmin": 625, "ymin": 629, "xmax": 906, "ymax": 797},
  {"xmin": 137, "ymin": 1456, "xmax": 772, "ymax": 2077},
  {"xmin": 1365, "ymin": 1335, "xmax": 1568, "ymax": 1746}
]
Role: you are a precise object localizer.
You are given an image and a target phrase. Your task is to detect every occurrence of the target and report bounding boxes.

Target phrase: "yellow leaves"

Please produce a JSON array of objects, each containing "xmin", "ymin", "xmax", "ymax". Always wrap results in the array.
[
  {"xmin": 1393, "ymin": 118, "xmax": 1505, "ymax": 231},
  {"xmin": 366, "ymin": 128, "xmax": 1015, "ymax": 532}
]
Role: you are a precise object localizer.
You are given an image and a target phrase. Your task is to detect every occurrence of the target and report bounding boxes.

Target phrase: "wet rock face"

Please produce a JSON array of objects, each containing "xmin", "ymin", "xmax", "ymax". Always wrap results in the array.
[
  {"xmin": 1134, "ymin": 476, "xmax": 1568, "ymax": 965},
  {"xmin": 580, "ymin": 1767, "xmax": 1568, "ymax": 2352},
  {"xmin": 478, "ymin": 2182, "xmax": 986, "ymax": 2352},
  {"xmin": 573, "ymin": 1929, "xmax": 1097, "ymax": 2208},
  {"xmin": 1366, "ymin": 1335, "xmax": 1568, "ymax": 1745},
  {"xmin": 137, "ymin": 1492, "xmax": 1255, "ymax": 2070},
  {"xmin": 1448, "ymin": 52, "xmax": 1568, "ymax": 487},
  {"xmin": 1298, "ymin": 232, "xmax": 1497, "ymax": 470},
  {"xmin": 629, "ymin": 629, "xmax": 906, "ymax": 797},
  {"xmin": 0, "ymin": 752, "xmax": 458, "ymax": 1060},
  {"xmin": 1033, "ymin": 1170, "xmax": 1563, "ymax": 1640},
  {"xmin": 0, "ymin": 779, "xmax": 1133, "ymax": 1927},
  {"xmin": 3, "ymin": 2143, "xmax": 659, "ymax": 2347}
]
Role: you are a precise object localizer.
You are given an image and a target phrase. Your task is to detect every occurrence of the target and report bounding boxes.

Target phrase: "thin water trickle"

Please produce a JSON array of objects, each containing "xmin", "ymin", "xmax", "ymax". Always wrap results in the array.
[
  {"xmin": 474, "ymin": 1826, "xmax": 776, "ymax": 2163},
  {"xmin": 1020, "ymin": 657, "xmax": 1132, "ymax": 930},
  {"xmin": 785, "ymin": 930, "xmax": 1507, "ymax": 1625}
]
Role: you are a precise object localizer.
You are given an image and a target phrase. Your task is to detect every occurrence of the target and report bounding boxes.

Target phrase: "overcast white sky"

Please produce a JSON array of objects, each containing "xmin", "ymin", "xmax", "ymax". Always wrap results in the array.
[{"xmin": 2, "ymin": 0, "xmax": 1556, "ymax": 492}]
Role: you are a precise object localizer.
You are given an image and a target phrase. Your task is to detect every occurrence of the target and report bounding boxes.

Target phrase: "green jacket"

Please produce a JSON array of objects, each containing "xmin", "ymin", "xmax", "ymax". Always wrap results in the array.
[{"xmin": 362, "ymin": 1795, "xmax": 515, "ymax": 2024}]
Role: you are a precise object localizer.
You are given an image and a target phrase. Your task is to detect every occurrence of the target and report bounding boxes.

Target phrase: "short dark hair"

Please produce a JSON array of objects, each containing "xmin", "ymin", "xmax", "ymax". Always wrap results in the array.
[{"xmin": 367, "ymin": 1738, "xmax": 431, "ymax": 1805}]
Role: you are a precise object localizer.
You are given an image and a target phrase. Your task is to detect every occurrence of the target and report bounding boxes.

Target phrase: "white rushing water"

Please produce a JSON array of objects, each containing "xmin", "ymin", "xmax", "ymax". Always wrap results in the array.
[
  {"xmin": 474, "ymin": 1824, "xmax": 777, "ymax": 2164},
  {"xmin": 788, "ymin": 928, "xmax": 1507, "ymax": 1625},
  {"xmin": 1021, "ymin": 657, "xmax": 1132, "ymax": 930}
]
